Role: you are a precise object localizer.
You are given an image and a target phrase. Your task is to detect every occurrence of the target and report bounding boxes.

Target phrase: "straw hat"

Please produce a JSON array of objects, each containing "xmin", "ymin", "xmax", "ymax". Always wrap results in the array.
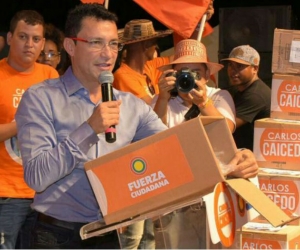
[
  {"xmin": 158, "ymin": 39, "xmax": 224, "ymax": 75},
  {"xmin": 118, "ymin": 19, "xmax": 173, "ymax": 45}
]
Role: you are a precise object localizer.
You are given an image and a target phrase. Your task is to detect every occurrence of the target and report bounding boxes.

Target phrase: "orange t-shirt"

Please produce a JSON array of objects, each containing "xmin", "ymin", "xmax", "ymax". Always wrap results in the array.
[
  {"xmin": 0, "ymin": 59, "xmax": 59, "ymax": 198},
  {"xmin": 113, "ymin": 57, "xmax": 170, "ymax": 98}
]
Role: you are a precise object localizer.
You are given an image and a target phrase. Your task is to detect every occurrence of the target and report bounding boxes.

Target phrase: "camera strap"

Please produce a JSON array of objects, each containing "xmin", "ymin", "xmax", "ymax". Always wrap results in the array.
[{"xmin": 184, "ymin": 104, "xmax": 200, "ymax": 121}]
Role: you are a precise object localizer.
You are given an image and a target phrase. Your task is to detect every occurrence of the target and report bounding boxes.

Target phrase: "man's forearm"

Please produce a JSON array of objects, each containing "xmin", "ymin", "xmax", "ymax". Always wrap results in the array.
[{"xmin": 0, "ymin": 122, "xmax": 17, "ymax": 142}]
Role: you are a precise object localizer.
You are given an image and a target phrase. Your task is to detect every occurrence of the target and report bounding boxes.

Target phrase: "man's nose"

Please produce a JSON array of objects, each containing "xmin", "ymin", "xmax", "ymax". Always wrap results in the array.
[{"xmin": 25, "ymin": 37, "xmax": 34, "ymax": 47}]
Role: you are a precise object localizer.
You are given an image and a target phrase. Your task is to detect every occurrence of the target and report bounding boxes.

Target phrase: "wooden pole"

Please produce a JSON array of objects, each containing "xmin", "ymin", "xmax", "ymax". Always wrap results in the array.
[
  {"xmin": 104, "ymin": 0, "xmax": 109, "ymax": 9},
  {"xmin": 196, "ymin": 14, "xmax": 207, "ymax": 42}
]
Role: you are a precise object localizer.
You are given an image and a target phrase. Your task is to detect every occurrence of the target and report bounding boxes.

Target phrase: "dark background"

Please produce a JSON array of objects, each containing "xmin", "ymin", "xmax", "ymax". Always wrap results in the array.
[
  {"xmin": 1, "ymin": 0, "xmax": 299, "ymax": 34},
  {"xmin": 1, "ymin": 0, "xmax": 300, "ymax": 88}
]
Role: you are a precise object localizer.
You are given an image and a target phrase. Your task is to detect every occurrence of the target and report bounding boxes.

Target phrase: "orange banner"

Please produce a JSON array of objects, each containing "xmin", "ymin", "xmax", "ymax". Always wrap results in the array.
[{"xmin": 133, "ymin": 0, "xmax": 211, "ymax": 39}]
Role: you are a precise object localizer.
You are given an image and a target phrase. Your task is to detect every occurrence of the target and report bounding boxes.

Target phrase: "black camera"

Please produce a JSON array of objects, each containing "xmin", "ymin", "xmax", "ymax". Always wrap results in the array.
[{"xmin": 166, "ymin": 67, "xmax": 200, "ymax": 97}]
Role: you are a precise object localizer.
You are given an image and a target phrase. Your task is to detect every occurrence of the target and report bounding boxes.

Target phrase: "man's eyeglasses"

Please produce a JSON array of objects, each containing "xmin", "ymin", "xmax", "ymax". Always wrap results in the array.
[
  {"xmin": 69, "ymin": 37, "xmax": 124, "ymax": 52},
  {"xmin": 39, "ymin": 51, "xmax": 60, "ymax": 60}
]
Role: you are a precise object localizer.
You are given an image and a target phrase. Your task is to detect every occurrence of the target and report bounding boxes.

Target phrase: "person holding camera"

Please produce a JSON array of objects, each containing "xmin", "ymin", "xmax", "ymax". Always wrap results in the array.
[
  {"xmin": 151, "ymin": 39, "xmax": 238, "ymax": 248},
  {"xmin": 153, "ymin": 39, "xmax": 235, "ymax": 133}
]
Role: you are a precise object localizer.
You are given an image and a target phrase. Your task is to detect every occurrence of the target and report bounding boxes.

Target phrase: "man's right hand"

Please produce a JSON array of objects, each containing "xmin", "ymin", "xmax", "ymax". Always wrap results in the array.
[
  {"xmin": 206, "ymin": 0, "xmax": 214, "ymax": 21},
  {"xmin": 157, "ymin": 69, "xmax": 176, "ymax": 101},
  {"xmin": 87, "ymin": 100, "xmax": 121, "ymax": 135}
]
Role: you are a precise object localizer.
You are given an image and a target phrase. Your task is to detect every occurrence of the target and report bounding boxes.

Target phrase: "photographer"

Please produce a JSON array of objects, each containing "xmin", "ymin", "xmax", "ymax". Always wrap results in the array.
[
  {"xmin": 153, "ymin": 39, "xmax": 235, "ymax": 133},
  {"xmin": 152, "ymin": 39, "xmax": 243, "ymax": 248}
]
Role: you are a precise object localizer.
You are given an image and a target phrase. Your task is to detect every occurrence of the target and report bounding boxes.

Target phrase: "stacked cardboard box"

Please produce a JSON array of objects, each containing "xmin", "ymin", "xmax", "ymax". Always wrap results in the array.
[
  {"xmin": 257, "ymin": 168, "xmax": 300, "ymax": 225},
  {"xmin": 238, "ymin": 222, "xmax": 300, "ymax": 249},
  {"xmin": 254, "ymin": 28, "xmax": 300, "ymax": 187},
  {"xmin": 272, "ymin": 29, "xmax": 300, "ymax": 75},
  {"xmin": 245, "ymin": 28, "xmax": 300, "ymax": 249},
  {"xmin": 253, "ymin": 118, "xmax": 300, "ymax": 170}
]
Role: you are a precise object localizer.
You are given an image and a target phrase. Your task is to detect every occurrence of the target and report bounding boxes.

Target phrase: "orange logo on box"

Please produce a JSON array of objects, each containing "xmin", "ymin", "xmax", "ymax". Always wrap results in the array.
[
  {"xmin": 91, "ymin": 135, "xmax": 194, "ymax": 214},
  {"xmin": 242, "ymin": 238, "xmax": 282, "ymax": 249},
  {"xmin": 259, "ymin": 128, "xmax": 300, "ymax": 162},
  {"xmin": 131, "ymin": 158, "xmax": 147, "ymax": 175},
  {"xmin": 277, "ymin": 80, "xmax": 300, "ymax": 112},
  {"xmin": 236, "ymin": 194, "xmax": 246, "ymax": 217},
  {"xmin": 214, "ymin": 182, "xmax": 235, "ymax": 247},
  {"xmin": 259, "ymin": 178, "xmax": 299, "ymax": 214}
]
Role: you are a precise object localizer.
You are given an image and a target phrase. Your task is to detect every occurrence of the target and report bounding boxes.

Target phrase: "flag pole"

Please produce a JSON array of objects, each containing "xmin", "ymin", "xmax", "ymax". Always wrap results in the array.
[
  {"xmin": 104, "ymin": 0, "xmax": 109, "ymax": 9},
  {"xmin": 196, "ymin": 13, "xmax": 207, "ymax": 42}
]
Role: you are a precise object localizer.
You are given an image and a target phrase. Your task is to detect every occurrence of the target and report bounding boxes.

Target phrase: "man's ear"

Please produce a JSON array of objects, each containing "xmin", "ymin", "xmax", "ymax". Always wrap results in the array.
[
  {"xmin": 142, "ymin": 39, "xmax": 156, "ymax": 50},
  {"xmin": 41, "ymin": 38, "xmax": 45, "ymax": 51},
  {"xmin": 6, "ymin": 32, "xmax": 12, "ymax": 46},
  {"xmin": 141, "ymin": 40, "xmax": 149, "ymax": 50},
  {"xmin": 252, "ymin": 65, "xmax": 259, "ymax": 73},
  {"xmin": 64, "ymin": 38, "xmax": 75, "ymax": 56},
  {"xmin": 57, "ymin": 54, "xmax": 61, "ymax": 65},
  {"xmin": 205, "ymin": 68, "xmax": 210, "ymax": 80}
]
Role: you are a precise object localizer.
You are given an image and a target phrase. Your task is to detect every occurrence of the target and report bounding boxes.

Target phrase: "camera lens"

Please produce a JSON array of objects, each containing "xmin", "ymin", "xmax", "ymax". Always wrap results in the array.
[{"xmin": 176, "ymin": 73, "xmax": 195, "ymax": 93}]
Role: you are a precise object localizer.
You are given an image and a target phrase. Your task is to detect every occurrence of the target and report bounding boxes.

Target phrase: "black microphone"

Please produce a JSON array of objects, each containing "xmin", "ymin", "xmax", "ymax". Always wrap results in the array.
[{"xmin": 98, "ymin": 71, "xmax": 116, "ymax": 143}]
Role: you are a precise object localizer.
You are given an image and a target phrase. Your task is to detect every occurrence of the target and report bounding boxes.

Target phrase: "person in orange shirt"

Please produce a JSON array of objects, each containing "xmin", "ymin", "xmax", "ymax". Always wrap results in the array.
[
  {"xmin": 114, "ymin": 0, "xmax": 215, "ymax": 106},
  {"xmin": 113, "ymin": 19, "xmax": 173, "ymax": 105},
  {"xmin": 0, "ymin": 10, "xmax": 58, "ymax": 249}
]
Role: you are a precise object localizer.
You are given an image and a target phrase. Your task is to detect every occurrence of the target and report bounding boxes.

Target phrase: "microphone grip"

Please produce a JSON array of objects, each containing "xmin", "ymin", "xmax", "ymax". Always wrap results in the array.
[
  {"xmin": 105, "ymin": 126, "xmax": 116, "ymax": 143},
  {"xmin": 101, "ymin": 82, "xmax": 113, "ymax": 102},
  {"xmin": 101, "ymin": 82, "xmax": 116, "ymax": 143}
]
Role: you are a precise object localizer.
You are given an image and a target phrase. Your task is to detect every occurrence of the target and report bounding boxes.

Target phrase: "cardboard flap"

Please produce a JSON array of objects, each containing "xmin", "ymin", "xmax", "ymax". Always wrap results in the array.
[
  {"xmin": 203, "ymin": 116, "xmax": 237, "ymax": 165},
  {"xmin": 80, "ymin": 197, "xmax": 203, "ymax": 240},
  {"xmin": 226, "ymin": 178, "xmax": 296, "ymax": 227}
]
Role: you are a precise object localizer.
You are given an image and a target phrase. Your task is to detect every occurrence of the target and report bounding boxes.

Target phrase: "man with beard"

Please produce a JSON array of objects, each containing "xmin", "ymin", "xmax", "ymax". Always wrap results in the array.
[{"xmin": 221, "ymin": 45, "xmax": 271, "ymax": 150}]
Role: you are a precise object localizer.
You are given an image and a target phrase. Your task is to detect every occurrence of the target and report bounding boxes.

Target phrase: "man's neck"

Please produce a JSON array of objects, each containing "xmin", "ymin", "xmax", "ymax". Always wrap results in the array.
[
  {"xmin": 6, "ymin": 57, "xmax": 35, "ymax": 73},
  {"xmin": 124, "ymin": 52, "xmax": 147, "ymax": 74},
  {"xmin": 237, "ymin": 75, "xmax": 259, "ymax": 92}
]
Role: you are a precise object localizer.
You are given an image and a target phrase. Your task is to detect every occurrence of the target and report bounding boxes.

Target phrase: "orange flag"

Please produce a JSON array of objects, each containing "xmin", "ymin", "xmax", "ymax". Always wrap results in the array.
[
  {"xmin": 133, "ymin": 0, "xmax": 211, "ymax": 39},
  {"xmin": 173, "ymin": 24, "xmax": 213, "ymax": 46},
  {"xmin": 81, "ymin": 0, "xmax": 105, "ymax": 4}
]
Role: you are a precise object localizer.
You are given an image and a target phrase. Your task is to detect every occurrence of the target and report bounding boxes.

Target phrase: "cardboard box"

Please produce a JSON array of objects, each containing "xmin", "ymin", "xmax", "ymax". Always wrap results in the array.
[
  {"xmin": 252, "ymin": 169, "xmax": 300, "ymax": 226},
  {"xmin": 240, "ymin": 222, "xmax": 300, "ymax": 249},
  {"xmin": 271, "ymin": 74, "xmax": 300, "ymax": 120},
  {"xmin": 254, "ymin": 118, "xmax": 300, "ymax": 170},
  {"xmin": 258, "ymin": 169, "xmax": 300, "ymax": 217},
  {"xmin": 85, "ymin": 117, "xmax": 236, "ymax": 224},
  {"xmin": 83, "ymin": 117, "xmax": 294, "ymax": 236},
  {"xmin": 272, "ymin": 28, "xmax": 300, "ymax": 75}
]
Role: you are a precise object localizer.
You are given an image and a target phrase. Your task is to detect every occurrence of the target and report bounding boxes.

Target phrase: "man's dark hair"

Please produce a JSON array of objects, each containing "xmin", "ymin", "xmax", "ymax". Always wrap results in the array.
[
  {"xmin": 65, "ymin": 3, "xmax": 118, "ymax": 38},
  {"xmin": 10, "ymin": 10, "xmax": 45, "ymax": 35},
  {"xmin": 45, "ymin": 23, "xmax": 64, "ymax": 52}
]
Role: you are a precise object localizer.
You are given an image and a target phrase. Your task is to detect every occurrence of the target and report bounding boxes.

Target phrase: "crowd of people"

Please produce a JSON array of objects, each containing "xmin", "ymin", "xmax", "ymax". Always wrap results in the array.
[{"xmin": 0, "ymin": 1, "xmax": 269, "ymax": 249}]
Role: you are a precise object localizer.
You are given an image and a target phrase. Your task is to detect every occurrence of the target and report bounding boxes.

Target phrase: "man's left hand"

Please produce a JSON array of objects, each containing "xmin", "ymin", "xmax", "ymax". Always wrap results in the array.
[{"xmin": 228, "ymin": 149, "xmax": 259, "ymax": 179}]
